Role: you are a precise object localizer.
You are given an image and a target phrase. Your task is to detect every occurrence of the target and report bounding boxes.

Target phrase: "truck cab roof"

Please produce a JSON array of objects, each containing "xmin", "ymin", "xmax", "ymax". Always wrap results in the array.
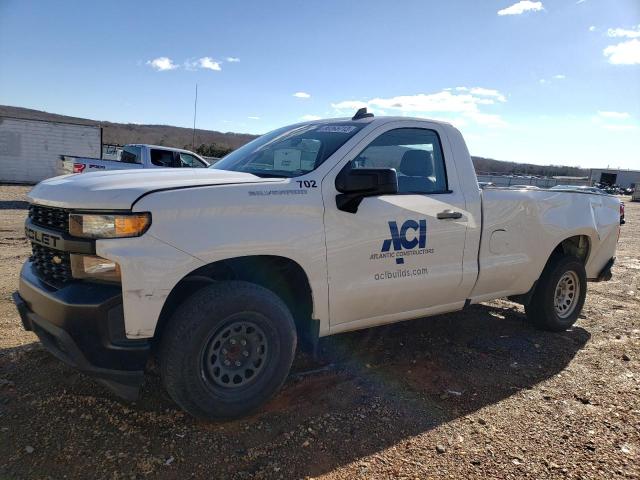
[{"xmin": 125, "ymin": 144, "xmax": 204, "ymax": 155}]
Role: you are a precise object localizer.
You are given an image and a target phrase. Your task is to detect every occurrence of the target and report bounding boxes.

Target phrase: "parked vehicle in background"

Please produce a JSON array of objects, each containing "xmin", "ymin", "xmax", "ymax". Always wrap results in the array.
[
  {"xmin": 594, "ymin": 184, "xmax": 627, "ymax": 195},
  {"xmin": 14, "ymin": 110, "xmax": 621, "ymax": 419},
  {"xmin": 551, "ymin": 185, "xmax": 607, "ymax": 194},
  {"xmin": 59, "ymin": 144, "xmax": 209, "ymax": 174},
  {"xmin": 632, "ymin": 190, "xmax": 640, "ymax": 202}
]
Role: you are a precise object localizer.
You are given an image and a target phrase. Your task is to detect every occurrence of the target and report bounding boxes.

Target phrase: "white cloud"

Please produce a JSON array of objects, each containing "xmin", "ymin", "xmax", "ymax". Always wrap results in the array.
[
  {"xmin": 332, "ymin": 88, "xmax": 508, "ymax": 128},
  {"xmin": 293, "ymin": 92, "xmax": 311, "ymax": 99},
  {"xmin": 331, "ymin": 100, "xmax": 368, "ymax": 110},
  {"xmin": 248, "ymin": 116, "xmax": 260, "ymax": 120},
  {"xmin": 497, "ymin": 1, "xmax": 544, "ymax": 16},
  {"xmin": 469, "ymin": 87, "xmax": 507, "ymax": 102},
  {"xmin": 464, "ymin": 111, "xmax": 508, "ymax": 128},
  {"xmin": 607, "ymin": 25, "xmax": 640, "ymax": 39},
  {"xmin": 603, "ymin": 39, "xmax": 640, "ymax": 65},
  {"xmin": 226, "ymin": 57, "xmax": 240, "ymax": 62},
  {"xmin": 592, "ymin": 111, "xmax": 638, "ymax": 131},
  {"xmin": 300, "ymin": 114, "xmax": 322, "ymax": 121},
  {"xmin": 367, "ymin": 91, "xmax": 495, "ymax": 113},
  {"xmin": 589, "ymin": 26, "xmax": 596, "ymax": 32},
  {"xmin": 553, "ymin": 74, "xmax": 566, "ymax": 79},
  {"xmin": 184, "ymin": 57, "xmax": 223, "ymax": 71},
  {"xmin": 598, "ymin": 111, "xmax": 631, "ymax": 119},
  {"xmin": 147, "ymin": 57, "xmax": 178, "ymax": 71},
  {"xmin": 198, "ymin": 57, "xmax": 222, "ymax": 71},
  {"xmin": 456, "ymin": 86, "xmax": 506, "ymax": 101}
]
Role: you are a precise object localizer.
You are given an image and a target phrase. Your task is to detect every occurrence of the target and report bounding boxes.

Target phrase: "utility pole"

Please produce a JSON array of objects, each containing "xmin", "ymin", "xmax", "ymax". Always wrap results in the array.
[{"xmin": 192, "ymin": 83, "xmax": 198, "ymax": 151}]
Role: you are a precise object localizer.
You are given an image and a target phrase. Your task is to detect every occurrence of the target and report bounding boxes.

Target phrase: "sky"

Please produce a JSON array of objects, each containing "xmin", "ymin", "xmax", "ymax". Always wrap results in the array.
[{"xmin": 0, "ymin": 0, "xmax": 639, "ymax": 169}]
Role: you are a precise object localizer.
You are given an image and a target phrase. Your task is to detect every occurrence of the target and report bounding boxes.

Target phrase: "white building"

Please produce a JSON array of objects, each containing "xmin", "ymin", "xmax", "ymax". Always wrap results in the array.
[
  {"xmin": 589, "ymin": 168, "xmax": 640, "ymax": 188},
  {"xmin": 0, "ymin": 116, "xmax": 101, "ymax": 183}
]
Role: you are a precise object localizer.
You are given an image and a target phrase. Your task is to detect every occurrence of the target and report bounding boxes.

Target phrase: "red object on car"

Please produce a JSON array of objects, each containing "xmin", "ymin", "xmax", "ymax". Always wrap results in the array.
[{"xmin": 73, "ymin": 163, "xmax": 86, "ymax": 173}]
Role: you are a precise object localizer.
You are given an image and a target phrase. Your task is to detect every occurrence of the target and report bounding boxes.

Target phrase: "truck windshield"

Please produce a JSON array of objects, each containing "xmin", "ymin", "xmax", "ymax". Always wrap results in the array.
[{"xmin": 211, "ymin": 122, "xmax": 364, "ymax": 178}]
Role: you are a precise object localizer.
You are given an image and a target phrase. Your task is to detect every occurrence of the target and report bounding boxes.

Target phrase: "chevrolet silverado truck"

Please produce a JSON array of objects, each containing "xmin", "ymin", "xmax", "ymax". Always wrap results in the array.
[
  {"xmin": 13, "ymin": 110, "xmax": 620, "ymax": 419},
  {"xmin": 59, "ymin": 144, "xmax": 209, "ymax": 174}
]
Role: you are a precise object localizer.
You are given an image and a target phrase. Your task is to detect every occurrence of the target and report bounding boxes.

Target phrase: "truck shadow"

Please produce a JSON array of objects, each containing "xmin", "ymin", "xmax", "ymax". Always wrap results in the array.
[{"xmin": 242, "ymin": 301, "xmax": 590, "ymax": 477}]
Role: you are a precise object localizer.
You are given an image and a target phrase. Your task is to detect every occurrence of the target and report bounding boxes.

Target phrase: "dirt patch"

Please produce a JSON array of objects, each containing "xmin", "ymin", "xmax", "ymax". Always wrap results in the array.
[{"xmin": 0, "ymin": 184, "xmax": 638, "ymax": 479}]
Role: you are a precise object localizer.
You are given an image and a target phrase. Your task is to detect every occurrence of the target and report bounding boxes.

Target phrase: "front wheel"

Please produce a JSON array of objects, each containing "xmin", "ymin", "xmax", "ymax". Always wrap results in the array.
[
  {"xmin": 159, "ymin": 281, "xmax": 297, "ymax": 420},
  {"xmin": 525, "ymin": 256, "xmax": 587, "ymax": 332}
]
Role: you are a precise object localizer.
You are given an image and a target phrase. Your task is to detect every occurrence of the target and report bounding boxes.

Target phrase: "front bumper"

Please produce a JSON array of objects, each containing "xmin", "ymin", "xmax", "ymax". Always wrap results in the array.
[{"xmin": 14, "ymin": 262, "xmax": 151, "ymax": 400}]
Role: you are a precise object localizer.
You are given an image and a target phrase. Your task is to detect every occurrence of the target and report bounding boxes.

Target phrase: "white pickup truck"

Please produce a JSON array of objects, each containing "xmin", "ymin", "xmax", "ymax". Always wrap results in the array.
[
  {"xmin": 14, "ymin": 110, "xmax": 620, "ymax": 419},
  {"xmin": 59, "ymin": 144, "xmax": 209, "ymax": 174}
]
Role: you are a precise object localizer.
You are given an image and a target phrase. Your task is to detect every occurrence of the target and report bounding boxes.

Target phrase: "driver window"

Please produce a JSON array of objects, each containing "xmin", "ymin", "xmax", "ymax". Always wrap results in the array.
[
  {"xmin": 150, "ymin": 149, "xmax": 177, "ymax": 167},
  {"xmin": 351, "ymin": 128, "xmax": 448, "ymax": 194}
]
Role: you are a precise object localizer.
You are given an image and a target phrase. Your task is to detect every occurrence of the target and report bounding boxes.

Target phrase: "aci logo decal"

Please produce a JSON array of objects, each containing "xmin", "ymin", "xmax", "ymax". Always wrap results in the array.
[
  {"xmin": 370, "ymin": 219, "xmax": 433, "ymax": 265},
  {"xmin": 382, "ymin": 220, "xmax": 426, "ymax": 252}
]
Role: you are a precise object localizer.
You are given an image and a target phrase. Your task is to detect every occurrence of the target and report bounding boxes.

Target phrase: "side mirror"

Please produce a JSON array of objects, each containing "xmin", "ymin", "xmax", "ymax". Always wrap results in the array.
[{"xmin": 335, "ymin": 167, "xmax": 398, "ymax": 213}]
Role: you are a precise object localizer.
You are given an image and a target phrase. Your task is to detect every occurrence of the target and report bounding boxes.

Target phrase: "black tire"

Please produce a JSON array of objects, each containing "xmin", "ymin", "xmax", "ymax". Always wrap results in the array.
[
  {"xmin": 159, "ymin": 281, "xmax": 297, "ymax": 420},
  {"xmin": 525, "ymin": 255, "xmax": 587, "ymax": 332}
]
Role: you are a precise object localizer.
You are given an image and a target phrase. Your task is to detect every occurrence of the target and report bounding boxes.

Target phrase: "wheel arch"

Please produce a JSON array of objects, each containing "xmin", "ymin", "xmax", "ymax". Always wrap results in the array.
[
  {"xmin": 153, "ymin": 255, "xmax": 318, "ymax": 350},
  {"xmin": 549, "ymin": 234, "xmax": 591, "ymax": 265},
  {"xmin": 509, "ymin": 234, "xmax": 591, "ymax": 306}
]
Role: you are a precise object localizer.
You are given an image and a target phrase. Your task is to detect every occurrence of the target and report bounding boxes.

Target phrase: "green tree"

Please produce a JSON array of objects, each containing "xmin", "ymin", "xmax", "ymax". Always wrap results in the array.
[{"xmin": 194, "ymin": 143, "xmax": 233, "ymax": 158}]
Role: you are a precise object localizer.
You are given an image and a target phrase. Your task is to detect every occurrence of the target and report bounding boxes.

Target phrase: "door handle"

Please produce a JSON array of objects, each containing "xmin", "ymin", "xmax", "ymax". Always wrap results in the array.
[{"xmin": 437, "ymin": 210, "xmax": 463, "ymax": 220}]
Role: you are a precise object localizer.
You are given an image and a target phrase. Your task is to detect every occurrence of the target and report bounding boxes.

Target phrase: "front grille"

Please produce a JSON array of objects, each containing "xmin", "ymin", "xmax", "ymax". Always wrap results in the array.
[
  {"xmin": 30, "ymin": 244, "xmax": 72, "ymax": 285},
  {"xmin": 28, "ymin": 204, "xmax": 69, "ymax": 232}
]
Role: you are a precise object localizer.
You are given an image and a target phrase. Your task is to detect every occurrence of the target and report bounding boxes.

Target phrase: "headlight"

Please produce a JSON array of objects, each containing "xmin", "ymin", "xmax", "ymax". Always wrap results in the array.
[
  {"xmin": 70, "ymin": 254, "xmax": 121, "ymax": 283},
  {"xmin": 69, "ymin": 212, "xmax": 151, "ymax": 239}
]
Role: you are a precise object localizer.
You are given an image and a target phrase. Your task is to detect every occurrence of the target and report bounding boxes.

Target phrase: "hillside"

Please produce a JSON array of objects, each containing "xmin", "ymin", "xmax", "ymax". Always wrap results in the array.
[
  {"xmin": 1, "ymin": 105, "xmax": 587, "ymax": 177},
  {"xmin": 472, "ymin": 156, "xmax": 588, "ymax": 177},
  {"xmin": 0, "ymin": 105, "xmax": 257, "ymax": 150}
]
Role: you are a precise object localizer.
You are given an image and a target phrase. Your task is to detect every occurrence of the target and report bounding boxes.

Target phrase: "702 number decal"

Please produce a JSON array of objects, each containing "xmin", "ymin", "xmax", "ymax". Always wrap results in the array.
[{"xmin": 296, "ymin": 180, "xmax": 317, "ymax": 188}]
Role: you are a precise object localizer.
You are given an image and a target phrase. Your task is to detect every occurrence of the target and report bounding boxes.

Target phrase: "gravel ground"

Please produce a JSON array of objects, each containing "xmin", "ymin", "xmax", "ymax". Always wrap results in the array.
[{"xmin": 0, "ymin": 184, "xmax": 638, "ymax": 479}]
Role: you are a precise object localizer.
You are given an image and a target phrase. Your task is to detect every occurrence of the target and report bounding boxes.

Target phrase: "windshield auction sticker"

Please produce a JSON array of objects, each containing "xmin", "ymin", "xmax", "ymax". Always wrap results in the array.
[{"xmin": 316, "ymin": 125, "xmax": 357, "ymax": 134}]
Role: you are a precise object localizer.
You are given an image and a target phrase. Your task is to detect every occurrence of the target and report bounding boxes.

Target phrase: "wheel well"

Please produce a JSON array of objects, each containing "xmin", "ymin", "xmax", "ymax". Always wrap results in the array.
[
  {"xmin": 551, "ymin": 235, "xmax": 590, "ymax": 264},
  {"xmin": 154, "ymin": 256, "xmax": 317, "ymax": 350},
  {"xmin": 509, "ymin": 235, "xmax": 590, "ymax": 306}
]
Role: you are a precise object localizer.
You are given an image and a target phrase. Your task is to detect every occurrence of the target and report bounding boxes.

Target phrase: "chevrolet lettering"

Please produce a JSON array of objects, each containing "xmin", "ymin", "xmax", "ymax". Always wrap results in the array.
[{"xmin": 25, "ymin": 226, "xmax": 61, "ymax": 248}]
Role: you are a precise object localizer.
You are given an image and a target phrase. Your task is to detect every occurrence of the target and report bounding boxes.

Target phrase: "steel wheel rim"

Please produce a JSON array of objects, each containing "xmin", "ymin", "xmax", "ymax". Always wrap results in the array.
[
  {"xmin": 202, "ymin": 320, "xmax": 268, "ymax": 389},
  {"xmin": 554, "ymin": 270, "xmax": 580, "ymax": 319}
]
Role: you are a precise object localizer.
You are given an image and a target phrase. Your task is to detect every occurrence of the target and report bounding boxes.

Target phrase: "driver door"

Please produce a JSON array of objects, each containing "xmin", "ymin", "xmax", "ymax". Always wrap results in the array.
[{"xmin": 322, "ymin": 123, "xmax": 469, "ymax": 331}]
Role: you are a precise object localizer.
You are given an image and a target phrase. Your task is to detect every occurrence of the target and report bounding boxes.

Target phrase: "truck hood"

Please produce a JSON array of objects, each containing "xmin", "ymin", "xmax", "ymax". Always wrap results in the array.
[{"xmin": 28, "ymin": 169, "xmax": 282, "ymax": 210}]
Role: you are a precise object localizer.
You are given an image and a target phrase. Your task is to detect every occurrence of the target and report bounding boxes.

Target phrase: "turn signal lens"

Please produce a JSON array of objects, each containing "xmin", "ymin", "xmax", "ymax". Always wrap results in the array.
[
  {"xmin": 69, "ymin": 213, "xmax": 151, "ymax": 239},
  {"xmin": 115, "ymin": 215, "xmax": 150, "ymax": 236}
]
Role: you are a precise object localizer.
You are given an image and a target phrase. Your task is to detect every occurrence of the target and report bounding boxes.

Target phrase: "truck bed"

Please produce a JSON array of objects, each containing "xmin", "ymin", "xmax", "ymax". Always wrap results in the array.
[{"xmin": 470, "ymin": 188, "xmax": 620, "ymax": 302}]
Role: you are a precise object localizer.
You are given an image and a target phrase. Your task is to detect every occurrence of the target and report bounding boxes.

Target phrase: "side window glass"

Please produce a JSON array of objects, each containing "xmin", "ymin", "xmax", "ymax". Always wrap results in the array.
[
  {"xmin": 150, "ymin": 149, "xmax": 176, "ymax": 167},
  {"xmin": 351, "ymin": 128, "xmax": 448, "ymax": 194},
  {"xmin": 120, "ymin": 146, "xmax": 142, "ymax": 164},
  {"xmin": 179, "ymin": 153, "xmax": 205, "ymax": 168}
]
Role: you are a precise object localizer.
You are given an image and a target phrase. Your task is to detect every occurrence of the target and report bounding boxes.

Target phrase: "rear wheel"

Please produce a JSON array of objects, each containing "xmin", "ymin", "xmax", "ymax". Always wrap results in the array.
[
  {"xmin": 525, "ymin": 256, "xmax": 587, "ymax": 332},
  {"xmin": 160, "ymin": 281, "xmax": 297, "ymax": 419}
]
